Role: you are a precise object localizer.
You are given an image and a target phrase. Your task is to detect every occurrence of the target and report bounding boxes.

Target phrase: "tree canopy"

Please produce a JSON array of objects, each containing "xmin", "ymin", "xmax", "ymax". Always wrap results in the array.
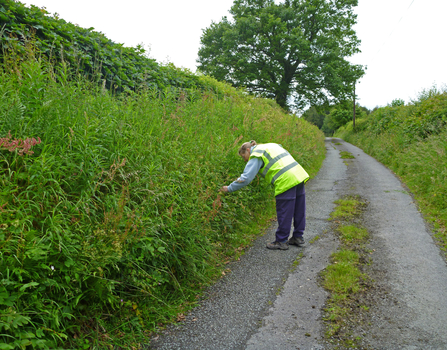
[
  {"xmin": 197, "ymin": 0, "xmax": 365, "ymax": 111},
  {"xmin": 302, "ymin": 101, "xmax": 370, "ymax": 135}
]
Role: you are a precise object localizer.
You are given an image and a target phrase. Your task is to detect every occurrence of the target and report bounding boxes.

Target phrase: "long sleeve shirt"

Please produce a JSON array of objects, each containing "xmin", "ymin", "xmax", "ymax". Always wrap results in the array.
[{"xmin": 228, "ymin": 147, "xmax": 264, "ymax": 192}]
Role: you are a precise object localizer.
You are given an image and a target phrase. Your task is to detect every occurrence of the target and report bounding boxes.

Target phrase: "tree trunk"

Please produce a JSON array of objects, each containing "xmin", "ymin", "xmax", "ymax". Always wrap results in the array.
[{"xmin": 275, "ymin": 66, "xmax": 294, "ymax": 110}]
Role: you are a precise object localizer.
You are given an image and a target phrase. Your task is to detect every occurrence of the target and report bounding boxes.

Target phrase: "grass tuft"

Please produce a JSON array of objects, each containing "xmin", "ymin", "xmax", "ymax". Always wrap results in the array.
[
  {"xmin": 330, "ymin": 197, "xmax": 362, "ymax": 220},
  {"xmin": 338, "ymin": 225, "xmax": 369, "ymax": 244},
  {"xmin": 321, "ymin": 196, "xmax": 370, "ymax": 345},
  {"xmin": 323, "ymin": 249, "xmax": 362, "ymax": 298},
  {"xmin": 340, "ymin": 151, "xmax": 355, "ymax": 159}
]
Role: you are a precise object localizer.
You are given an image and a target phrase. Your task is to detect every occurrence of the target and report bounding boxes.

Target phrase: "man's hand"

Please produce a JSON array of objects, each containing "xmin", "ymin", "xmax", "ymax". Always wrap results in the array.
[{"xmin": 220, "ymin": 186, "xmax": 229, "ymax": 193}]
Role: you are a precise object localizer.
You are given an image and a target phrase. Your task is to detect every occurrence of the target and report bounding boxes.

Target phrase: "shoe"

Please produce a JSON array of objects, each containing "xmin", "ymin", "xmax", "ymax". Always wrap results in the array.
[
  {"xmin": 266, "ymin": 241, "xmax": 289, "ymax": 250},
  {"xmin": 288, "ymin": 236, "xmax": 305, "ymax": 246}
]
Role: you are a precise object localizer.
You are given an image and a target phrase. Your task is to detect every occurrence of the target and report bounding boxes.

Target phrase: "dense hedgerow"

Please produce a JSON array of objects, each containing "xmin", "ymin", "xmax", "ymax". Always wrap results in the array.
[
  {"xmin": 336, "ymin": 87, "xmax": 447, "ymax": 256},
  {"xmin": 0, "ymin": 51, "xmax": 325, "ymax": 348},
  {"xmin": 0, "ymin": 0, "xmax": 214, "ymax": 94}
]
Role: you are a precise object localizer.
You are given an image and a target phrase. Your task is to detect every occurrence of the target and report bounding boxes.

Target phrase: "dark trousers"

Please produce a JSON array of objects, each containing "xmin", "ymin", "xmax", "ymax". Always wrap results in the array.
[{"xmin": 275, "ymin": 182, "xmax": 306, "ymax": 242}]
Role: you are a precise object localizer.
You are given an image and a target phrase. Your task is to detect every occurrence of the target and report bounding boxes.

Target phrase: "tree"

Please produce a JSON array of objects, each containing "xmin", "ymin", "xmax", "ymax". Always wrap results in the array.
[
  {"xmin": 321, "ymin": 106, "xmax": 350, "ymax": 135},
  {"xmin": 321, "ymin": 101, "xmax": 370, "ymax": 135},
  {"xmin": 197, "ymin": 0, "xmax": 365, "ymax": 111},
  {"xmin": 302, "ymin": 106, "xmax": 327, "ymax": 129},
  {"xmin": 390, "ymin": 98, "xmax": 405, "ymax": 107}
]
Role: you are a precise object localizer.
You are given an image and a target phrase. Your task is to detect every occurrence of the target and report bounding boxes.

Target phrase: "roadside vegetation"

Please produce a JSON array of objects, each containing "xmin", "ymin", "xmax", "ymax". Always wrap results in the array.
[
  {"xmin": 0, "ymin": 0, "xmax": 204, "ymax": 93},
  {"xmin": 336, "ymin": 87, "xmax": 447, "ymax": 257},
  {"xmin": 321, "ymin": 196, "xmax": 371, "ymax": 348},
  {"xmin": 0, "ymin": 2, "xmax": 325, "ymax": 349},
  {"xmin": 302, "ymin": 102, "xmax": 371, "ymax": 136}
]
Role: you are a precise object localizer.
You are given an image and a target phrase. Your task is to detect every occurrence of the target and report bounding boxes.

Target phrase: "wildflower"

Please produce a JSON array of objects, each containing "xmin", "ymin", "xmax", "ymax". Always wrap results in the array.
[{"xmin": 51, "ymin": 266, "xmax": 55, "ymax": 271}]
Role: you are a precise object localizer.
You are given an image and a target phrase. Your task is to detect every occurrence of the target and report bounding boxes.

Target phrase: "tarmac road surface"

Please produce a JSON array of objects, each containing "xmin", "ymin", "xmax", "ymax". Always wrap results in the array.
[{"xmin": 149, "ymin": 138, "xmax": 447, "ymax": 350}]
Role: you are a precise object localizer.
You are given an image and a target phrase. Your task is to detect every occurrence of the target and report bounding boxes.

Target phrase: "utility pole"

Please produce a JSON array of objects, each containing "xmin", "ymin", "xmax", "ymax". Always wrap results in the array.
[{"xmin": 353, "ymin": 82, "xmax": 356, "ymax": 130}]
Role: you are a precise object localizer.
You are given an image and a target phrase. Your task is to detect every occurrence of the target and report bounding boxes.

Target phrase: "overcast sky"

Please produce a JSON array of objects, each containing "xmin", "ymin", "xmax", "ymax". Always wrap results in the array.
[{"xmin": 20, "ymin": 0, "xmax": 447, "ymax": 110}]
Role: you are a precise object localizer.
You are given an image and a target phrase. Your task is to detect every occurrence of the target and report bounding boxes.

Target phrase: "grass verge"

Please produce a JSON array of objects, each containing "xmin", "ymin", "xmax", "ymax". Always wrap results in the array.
[
  {"xmin": 335, "ymin": 88, "xmax": 447, "ymax": 258},
  {"xmin": 320, "ymin": 196, "xmax": 372, "ymax": 348}
]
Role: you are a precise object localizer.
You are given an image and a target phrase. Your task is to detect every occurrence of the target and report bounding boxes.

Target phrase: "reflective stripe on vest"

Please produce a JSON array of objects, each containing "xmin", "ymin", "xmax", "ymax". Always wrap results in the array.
[
  {"xmin": 252, "ymin": 148, "xmax": 297, "ymax": 183},
  {"xmin": 250, "ymin": 143, "xmax": 309, "ymax": 196}
]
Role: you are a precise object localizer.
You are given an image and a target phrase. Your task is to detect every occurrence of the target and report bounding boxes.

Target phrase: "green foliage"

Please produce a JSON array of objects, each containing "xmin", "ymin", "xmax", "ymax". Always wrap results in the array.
[
  {"xmin": 197, "ymin": 0, "xmax": 365, "ymax": 110},
  {"xmin": 332, "ymin": 108, "xmax": 353, "ymax": 128},
  {"xmin": 390, "ymin": 98, "xmax": 405, "ymax": 107},
  {"xmin": 0, "ymin": 0, "xmax": 211, "ymax": 94},
  {"xmin": 301, "ymin": 106, "xmax": 326, "ymax": 129},
  {"xmin": 336, "ymin": 88, "xmax": 447, "ymax": 256},
  {"xmin": 322, "ymin": 107, "xmax": 352, "ymax": 135},
  {"xmin": 0, "ymin": 52, "xmax": 325, "ymax": 348},
  {"xmin": 304, "ymin": 102, "xmax": 369, "ymax": 136},
  {"xmin": 410, "ymin": 84, "xmax": 444, "ymax": 105},
  {"xmin": 339, "ymin": 90, "xmax": 447, "ymax": 144}
]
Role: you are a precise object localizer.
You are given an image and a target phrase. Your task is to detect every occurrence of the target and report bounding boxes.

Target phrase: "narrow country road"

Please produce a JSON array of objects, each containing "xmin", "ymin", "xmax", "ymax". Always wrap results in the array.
[{"xmin": 149, "ymin": 138, "xmax": 447, "ymax": 350}]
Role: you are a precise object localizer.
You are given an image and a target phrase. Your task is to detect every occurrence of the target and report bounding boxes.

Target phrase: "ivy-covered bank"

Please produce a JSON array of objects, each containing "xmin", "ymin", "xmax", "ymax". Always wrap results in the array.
[{"xmin": 1, "ymin": 0, "xmax": 211, "ymax": 93}]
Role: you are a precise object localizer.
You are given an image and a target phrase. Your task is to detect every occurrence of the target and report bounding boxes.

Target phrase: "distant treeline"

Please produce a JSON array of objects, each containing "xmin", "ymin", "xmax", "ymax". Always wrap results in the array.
[{"xmin": 302, "ymin": 101, "xmax": 371, "ymax": 136}]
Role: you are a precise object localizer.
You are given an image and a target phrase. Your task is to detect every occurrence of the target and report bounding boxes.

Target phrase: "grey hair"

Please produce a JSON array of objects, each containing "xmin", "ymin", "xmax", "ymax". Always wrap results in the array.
[{"xmin": 238, "ymin": 140, "xmax": 257, "ymax": 155}]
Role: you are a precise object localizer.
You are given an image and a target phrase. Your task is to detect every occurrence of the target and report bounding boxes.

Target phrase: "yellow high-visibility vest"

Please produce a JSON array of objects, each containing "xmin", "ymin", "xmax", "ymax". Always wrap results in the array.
[{"xmin": 249, "ymin": 143, "xmax": 309, "ymax": 196}]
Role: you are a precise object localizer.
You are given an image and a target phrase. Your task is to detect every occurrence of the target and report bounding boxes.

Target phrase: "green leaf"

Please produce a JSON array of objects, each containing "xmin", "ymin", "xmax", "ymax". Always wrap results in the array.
[
  {"xmin": 18, "ymin": 282, "xmax": 39, "ymax": 292},
  {"xmin": 64, "ymin": 259, "xmax": 74, "ymax": 267},
  {"xmin": 11, "ymin": 314, "xmax": 30, "ymax": 328}
]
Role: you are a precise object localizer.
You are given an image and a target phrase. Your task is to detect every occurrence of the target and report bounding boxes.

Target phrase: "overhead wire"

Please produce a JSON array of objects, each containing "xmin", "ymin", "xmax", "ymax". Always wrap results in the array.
[
  {"xmin": 370, "ymin": 0, "xmax": 416, "ymax": 63},
  {"xmin": 354, "ymin": 0, "xmax": 417, "ymax": 105}
]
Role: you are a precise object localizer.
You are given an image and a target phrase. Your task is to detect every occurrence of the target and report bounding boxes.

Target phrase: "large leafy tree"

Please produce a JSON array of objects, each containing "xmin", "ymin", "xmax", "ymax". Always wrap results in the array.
[{"xmin": 197, "ymin": 0, "xmax": 364, "ymax": 110}]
